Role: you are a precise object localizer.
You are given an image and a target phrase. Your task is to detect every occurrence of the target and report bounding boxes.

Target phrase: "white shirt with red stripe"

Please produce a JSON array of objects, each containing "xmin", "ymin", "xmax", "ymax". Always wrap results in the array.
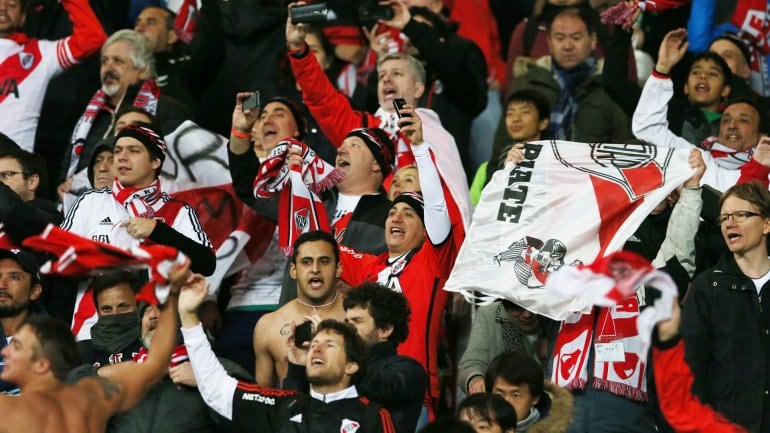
[
  {"xmin": 0, "ymin": 35, "xmax": 76, "ymax": 150},
  {"xmin": 0, "ymin": 0, "xmax": 106, "ymax": 150},
  {"xmin": 62, "ymin": 188, "xmax": 211, "ymax": 340}
]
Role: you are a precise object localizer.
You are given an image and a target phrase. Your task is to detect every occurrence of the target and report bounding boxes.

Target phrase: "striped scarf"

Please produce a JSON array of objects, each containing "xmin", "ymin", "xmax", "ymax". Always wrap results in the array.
[
  {"xmin": 68, "ymin": 79, "xmax": 160, "ymax": 178},
  {"xmin": 700, "ymin": 136, "xmax": 753, "ymax": 170},
  {"xmin": 548, "ymin": 251, "xmax": 677, "ymax": 403},
  {"xmin": 112, "ymin": 178, "xmax": 163, "ymax": 219},
  {"xmin": 253, "ymin": 139, "xmax": 342, "ymax": 255}
]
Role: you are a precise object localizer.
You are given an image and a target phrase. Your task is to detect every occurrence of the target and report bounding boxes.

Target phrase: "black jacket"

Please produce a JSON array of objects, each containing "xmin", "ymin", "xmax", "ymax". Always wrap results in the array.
[
  {"xmin": 284, "ymin": 340, "xmax": 427, "ymax": 433},
  {"xmin": 0, "ymin": 183, "xmax": 62, "ymax": 246},
  {"xmin": 59, "ymin": 83, "xmax": 191, "ymax": 183},
  {"xmin": 77, "ymin": 337, "xmax": 143, "ymax": 368},
  {"xmin": 154, "ymin": 49, "xmax": 196, "ymax": 108},
  {"xmin": 682, "ymin": 253, "xmax": 770, "ymax": 433},
  {"xmin": 192, "ymin": 0, "xmax": 289, "ymax": 136},
  {"xmin": 666, "ymin": 98, "xmax": 720, "ymax": 147}
]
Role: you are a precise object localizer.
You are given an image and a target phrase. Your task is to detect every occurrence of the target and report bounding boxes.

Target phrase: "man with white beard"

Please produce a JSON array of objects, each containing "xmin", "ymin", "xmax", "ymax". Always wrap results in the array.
[{"xmin": 60, "ymin": 29, "xmax": 190, "ymax": 185}]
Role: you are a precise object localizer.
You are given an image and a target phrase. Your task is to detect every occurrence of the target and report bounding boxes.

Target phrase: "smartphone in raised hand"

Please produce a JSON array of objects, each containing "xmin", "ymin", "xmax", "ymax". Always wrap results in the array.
[
  {"xmin": 294, "ymin": 320, "xmax": 313, "ymax": 348},
  {"xmin": 393, "ymin": 98, "xmax": 412, "ymax": 126},
  {"xmin": 242, "ymin": 91, "xmax": 260, "ymax": 112}
]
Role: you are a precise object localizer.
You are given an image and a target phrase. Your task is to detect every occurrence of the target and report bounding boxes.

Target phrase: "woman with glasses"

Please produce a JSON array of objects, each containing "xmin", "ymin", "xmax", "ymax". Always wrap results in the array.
[{"xmin": 680, "ymin": 181, "xmax": 770, "ymax": 433}]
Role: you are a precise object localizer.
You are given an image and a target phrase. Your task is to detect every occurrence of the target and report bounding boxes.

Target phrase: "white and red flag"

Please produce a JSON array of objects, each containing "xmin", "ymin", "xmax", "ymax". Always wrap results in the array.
[
  {"xmin": 159, "ymin": 121, "xmax": 275, "ymax": 292},
  {"xmin": 443, "ymin": 140, "xmax": 693, "ymax": 320}
]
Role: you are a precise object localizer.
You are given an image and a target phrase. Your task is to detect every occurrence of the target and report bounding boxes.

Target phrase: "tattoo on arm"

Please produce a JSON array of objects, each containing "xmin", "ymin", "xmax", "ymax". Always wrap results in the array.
[{"xmin": 97, "ymin": 376, "xmax": 121, "ymax": 401}]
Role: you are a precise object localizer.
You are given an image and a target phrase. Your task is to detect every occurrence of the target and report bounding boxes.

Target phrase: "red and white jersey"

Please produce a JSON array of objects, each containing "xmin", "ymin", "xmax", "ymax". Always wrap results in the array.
[
  {"xmin": 339, "ymin": 237, "xmax": 457, "ymax": 401},
  {"xmin": 0, "ymin": 35, "xmax": 75, "ymax": 150},
  {"xmin": 62, "ymin": 188, "xmax": 211, "ymax": 340},
  {"xmin": 0, "ymin": 0, "xmax": 106, "ymax": 150}
]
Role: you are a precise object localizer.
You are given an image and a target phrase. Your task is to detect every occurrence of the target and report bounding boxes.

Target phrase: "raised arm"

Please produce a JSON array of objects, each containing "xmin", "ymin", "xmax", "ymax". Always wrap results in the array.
[
  {"xmin": 397, "ymin": 105, "xmax": 450, "ymax": 245},
  {"xmin": 227, "ymin": 92, "xmax": 278, "ymax": 221},
  {"xmin": 286, "ymin": 3, "xmax": 369, "ymax": 146},
  {"xmin": 97, "ymin": 259, "xmax": 189, "ymax": 414},
  {"xmin": 383, "ymin": 0, "xmax": 488, "ymax": 116},
  {"xmin": 178, "ymin": 274, "xmax": 239, "ymax": 419},
  {"xmin": 226, "ymin": 92, "xmax": 283, "ymax": 219},
  {"xmin": 58, "ymin": 0, "xmax": 108, "ymax": 68},
  {"xmin": 651, "ymin": 149, "xmax": 705, "ymax": 277},
  {"xmin": 631, "ymin": 29, "xmax": 694, "ymax": 150},
  {"xmin": 230, "ymin": 92, "xmax": 260, "ymax": 156},
  {"xmin": 738, "ymin": 138, "xmax": 770, "ymax": 187}
]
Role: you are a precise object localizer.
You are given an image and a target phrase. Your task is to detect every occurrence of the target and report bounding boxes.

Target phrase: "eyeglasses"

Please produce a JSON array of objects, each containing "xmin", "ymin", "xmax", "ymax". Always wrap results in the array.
[
  {"xmin": 0, "ymin": 171, "xmax": 25, "ymax": 180},
  {"xmin": 717, "ymin": 211, "xmax": 763, "ymax": 224}
]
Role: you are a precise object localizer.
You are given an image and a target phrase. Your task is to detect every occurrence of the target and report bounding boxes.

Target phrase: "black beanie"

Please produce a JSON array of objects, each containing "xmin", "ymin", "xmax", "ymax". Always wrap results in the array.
[
  {"xmin": 391, "ymin": 191, "xmax": 424, "ymax": 225},
  {"xmin": 345, "ymin": 127, "xmax": 395, "ymax": 176}
]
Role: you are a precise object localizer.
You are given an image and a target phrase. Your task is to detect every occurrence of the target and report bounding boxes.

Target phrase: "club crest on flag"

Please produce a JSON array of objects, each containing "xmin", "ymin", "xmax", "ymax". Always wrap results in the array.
[
  {"xmin": 555, "ymin": 142, "xmax": 665, "ymax": 200},
  {"xmin": 493, "ymin": 236, "xmax": 580, "ymax": 288}
]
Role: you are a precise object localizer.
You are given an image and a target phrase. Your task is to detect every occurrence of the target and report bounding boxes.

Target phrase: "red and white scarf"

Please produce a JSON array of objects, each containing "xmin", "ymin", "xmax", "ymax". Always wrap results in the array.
[
  {"xmin": 252, "ymin": 139, "xmax": 342, "ymax": 255},
  {"xmin": 23, "ymin": 225, "xmax": 185, "ymax": 305},
  {"xmin": 112, "ymin": 178, "xmax": 163, "ymax": 219},
  {"xmin": 700, "ymin": 136, "xmax": 753, "ymax": 170},
  {"xmin": 547, "ymin": 251, "xmax": 677, "ymax": 402},
  {"xmin": 68, "ymin": 79, "xmax": 160, "ymax": 178},
  {"xmin": 731, "ymin": 0, "xmax": 770, "ymax": 54},
  {"xmin": 173, "ymin": 0, "xmax": 199, "ymax": 44}
]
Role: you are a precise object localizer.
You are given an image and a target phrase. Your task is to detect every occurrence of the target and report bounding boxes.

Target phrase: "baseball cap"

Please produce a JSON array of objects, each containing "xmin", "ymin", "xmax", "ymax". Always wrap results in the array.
[{"xmin": 0, "ymin": 249, "xmax": 41, "ymax": 284}]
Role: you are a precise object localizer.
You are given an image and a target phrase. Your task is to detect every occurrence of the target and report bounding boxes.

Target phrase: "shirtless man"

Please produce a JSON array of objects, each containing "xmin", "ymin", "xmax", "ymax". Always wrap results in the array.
[
  {"xmin": 0, "ymin": 260, "xmax": 190, "ymax": 433},
  {"xmin": 253, "ymin": 230, "xmax": 345, "ymax": 386}
]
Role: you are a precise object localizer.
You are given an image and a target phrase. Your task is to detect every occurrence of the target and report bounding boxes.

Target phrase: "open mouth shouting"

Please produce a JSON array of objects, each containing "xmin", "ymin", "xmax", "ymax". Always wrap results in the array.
[
  {"xmin": 307, "ymin": 276, "xmax": 324, "ymax": 290},
  {"xmin": 381, "ymin": 85, "xmax": 399, "ymax": 102},
  {"xmin": 694, "ymin": 82, "xmax": 710, "ymax": 93}
]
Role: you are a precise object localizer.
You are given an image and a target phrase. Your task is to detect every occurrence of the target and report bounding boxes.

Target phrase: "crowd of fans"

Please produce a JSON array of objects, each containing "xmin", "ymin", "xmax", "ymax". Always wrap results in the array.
[{"xmin": 0, "ymin": 0, "xmax": 768, "ymax": 432}]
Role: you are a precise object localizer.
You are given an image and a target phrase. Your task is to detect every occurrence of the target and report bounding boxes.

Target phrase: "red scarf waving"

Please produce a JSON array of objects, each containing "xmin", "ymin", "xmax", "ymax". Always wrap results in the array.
[
  {"xmin": 547, "ymin": 251, "xmax": 678, "ymax": 402},
  {"xmin": 252, "ymin": 139, "xmax": 343, "ymax": 255},
  {"xmin": 23, "ymin": 225, "xmax": 185, "ymax": 305}
]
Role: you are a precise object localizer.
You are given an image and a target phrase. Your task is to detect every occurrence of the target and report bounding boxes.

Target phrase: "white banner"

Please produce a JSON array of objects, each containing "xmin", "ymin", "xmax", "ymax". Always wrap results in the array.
[
  {"xmin": 444, "ymin": 140, "xmax": 694, "ymax": 320},
  {"xmin": 160, "ymin": 121, "xmax": 274, "ymax": 294}
]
